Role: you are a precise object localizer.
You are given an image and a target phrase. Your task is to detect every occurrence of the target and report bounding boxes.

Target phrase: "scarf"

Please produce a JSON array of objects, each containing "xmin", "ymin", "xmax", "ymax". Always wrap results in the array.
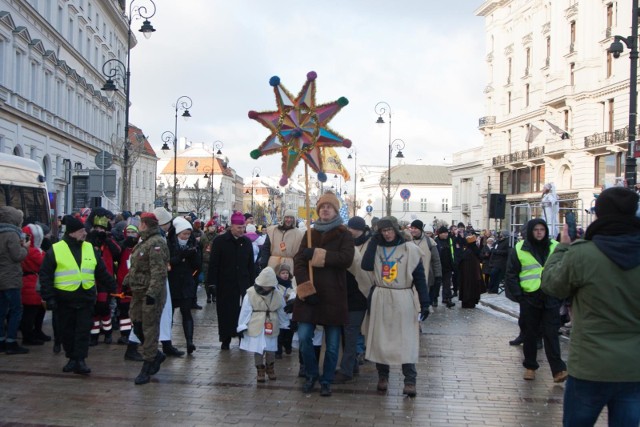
[
  {"xmin": 313, "ymin": 215, "xmax": 343, "ymax": 233},
  {"xmin": 0, "ymin": 223, "xmax": 22, "ymax": 238},
  {"xmin": 585, "ymin": 215, "xmax": 640, "ymax": 240}
]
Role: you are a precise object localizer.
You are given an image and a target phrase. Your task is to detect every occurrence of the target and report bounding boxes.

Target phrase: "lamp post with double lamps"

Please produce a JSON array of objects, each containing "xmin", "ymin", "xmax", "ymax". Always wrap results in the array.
[
  {"xmin": 160, "ymin": 96, "xmax": 193, "ymax": 214},
  {"xmin": 100, "ymin": 0, "xmax": 156, "ymax": 212},
  {"xmin": 374, "ymin": 102, "xmax": 406, "ymax": 216},
  {"xmin": 608, "ymin": 0, "xmax": 639, "ymax": 189},
  {"xmin": 203, "ymin": 140, "xmax": 224, "ymax": 220},
  {"xmin": 250, "ymin": 167, "xmax": 260, "ymax": 216},
  {"xmin": 347, "ymin": 148, "xmax": 364, "ymax": 216}
]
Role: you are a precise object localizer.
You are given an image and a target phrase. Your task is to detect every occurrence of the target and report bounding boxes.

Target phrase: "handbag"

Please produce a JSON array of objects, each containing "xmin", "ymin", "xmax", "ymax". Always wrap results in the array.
[{"xmin": 296, "ymin": 280, "xmax": 317, "ymax": 301}]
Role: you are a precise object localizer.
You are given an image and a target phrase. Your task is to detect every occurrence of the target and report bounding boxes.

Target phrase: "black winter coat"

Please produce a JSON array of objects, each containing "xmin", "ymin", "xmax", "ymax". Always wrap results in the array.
[
  {"xmin": 208, "ymin": 231, "xmax": 256, "ymax": 340},
  {"xmin": 167, "ymin": 234, "xmax": 201, "ymax": 301}
]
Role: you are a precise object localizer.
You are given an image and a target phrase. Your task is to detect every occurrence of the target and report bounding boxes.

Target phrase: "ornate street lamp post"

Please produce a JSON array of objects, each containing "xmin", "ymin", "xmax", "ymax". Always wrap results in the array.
[
  {"xmin": 203, "ymin": 140, "xmax": 224, "ymax": 220},
  {"xmin": 374, "ymin": 102, "xmax": 406, "ymax": 216},
  {"xmin": 100, "ymin": 0, "xmax": 156, "ymax": 212}
]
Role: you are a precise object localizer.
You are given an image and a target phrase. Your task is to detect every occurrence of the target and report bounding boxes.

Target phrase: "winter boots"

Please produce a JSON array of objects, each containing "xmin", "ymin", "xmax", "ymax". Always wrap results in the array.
[
  {"xmin": 162, "ymin": 340, "xmax": 185, "ymax": 357},
  {"xmin": 266, "ymin": 363, "xmax": 276, "ymax": 380},
  {"xmin": 256, "ymin": 365, "xmax": 266, "ymax": 383},
  {"xmin": 135, "ymin": 361, "xmax": 153, "ymax": 385},
  {"xmin": 184, "ymin": 319, "xmax": 196, "ymax": 355},
  {"xmin": 124, "ymin": 343, "xmax": 143, "ymax": 361}
]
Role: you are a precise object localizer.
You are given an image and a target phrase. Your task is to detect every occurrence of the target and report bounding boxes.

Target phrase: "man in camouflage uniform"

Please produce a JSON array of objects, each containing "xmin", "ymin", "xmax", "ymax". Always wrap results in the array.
[{"xmin": 125, "ymin": 212, "xmax": 170, "ymax": 385}]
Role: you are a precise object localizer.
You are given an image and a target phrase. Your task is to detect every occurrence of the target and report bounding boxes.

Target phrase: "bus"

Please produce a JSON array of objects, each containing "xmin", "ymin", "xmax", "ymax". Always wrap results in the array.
[{"xmin": 0, "ymin": 153, "xmax": 51, "ymax": 227}]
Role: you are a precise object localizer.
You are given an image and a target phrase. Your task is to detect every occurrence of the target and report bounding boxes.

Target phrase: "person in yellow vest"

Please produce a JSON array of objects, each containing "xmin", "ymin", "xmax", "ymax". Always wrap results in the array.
[
  {"xmin": 504, "ymin": 218, "xmax": 567, "ymax": 382},
  {"xmin": 39, "ymin": 215, "xmax": 116, "ymax": 375}
]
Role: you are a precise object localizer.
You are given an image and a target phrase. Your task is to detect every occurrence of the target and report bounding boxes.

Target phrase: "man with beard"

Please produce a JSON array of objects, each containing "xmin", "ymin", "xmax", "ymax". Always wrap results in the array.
[
  {"xmin": 259, "ymin": 209, "xmax": 303, "ymax": 271},
  {"xmin": 85, "ymin": 209, "xmax": 120, "ymax": 345},
  {"xmin": 408, "ymin": 220, "xmax": 443, "ymax": 306},
  {"xmin": 505, "ymin": 218, "xmax": 567, "ymax": 383},
  {"xmin": 39, "ymin": 215, "xmax": 116, "ymax": 374},
  {"xmin": 208, "ymin": 211, "xmax": 256, "ymax": 349}
]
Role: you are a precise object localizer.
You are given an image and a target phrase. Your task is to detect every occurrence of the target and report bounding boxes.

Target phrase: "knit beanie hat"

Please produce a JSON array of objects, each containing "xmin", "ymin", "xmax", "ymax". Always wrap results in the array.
[
  {"xmin": 152, "ymin": 207, "xmax": 173, "ymax": 226},
  {"xmin": 595, "ymin": 187, "xmax": 640, "ymax": 218},
  {"xmin": 63, "ymin": 215, "xmax": 84, "ymax": 234},
  {"xmin": 173, "ymin": 217, "xmax": 192, "ymax": 235},
  {"xmin": 125, "ymin": 224, "xmax": 139, "ymax": 234},
  {"xmin": 275, "ymin": 263, "xmax": 292, "ymax": 276},
  {"xmin": 283, "ymin": 209, "xmax": 297, "ymax": 219},
  {"xmin": 231, "ymin": 211, "xmax": 246, "ymax": 225},
  {"xmin": 347, "ymin": 216, "xmax": 367, "ymax": 231},
  {"xmin": 92, "ymin": 215, "xmax": 109, "ymax": 229},
  {"xmin": 246, "ymin": 224, "xmax": 257, "ymax": 233},
  {"xmin": 316, "ymin": 191, "xmax": 340, "ymax": 214},
  {"xmin": 410, "ymin": 219, "xmax": 424, "ymax": 230},
  {"xmin": 255, "ymin": 267, "xmax": 278, "ymax": 288},
  {"xmin": 244, "ymin": 213, "xmax": 254, "ymax": 221}
]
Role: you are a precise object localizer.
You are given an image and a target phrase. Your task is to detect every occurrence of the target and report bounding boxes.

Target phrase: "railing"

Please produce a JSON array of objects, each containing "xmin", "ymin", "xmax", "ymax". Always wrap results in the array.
[
  {"xmin": 478, "ymin": 116, "xmax": 496, "ymax": 128},
  {"xmin": 584, "ymin": 125, "xmax": 639, "ymax": 148},
  {"xmin": 492, "ymin": 146, "xmax": 545, "ymax": 166}
]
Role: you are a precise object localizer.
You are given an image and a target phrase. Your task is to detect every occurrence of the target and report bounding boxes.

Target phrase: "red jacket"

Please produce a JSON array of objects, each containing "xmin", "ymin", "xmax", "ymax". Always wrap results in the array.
[{"xmin": 21, "ymin": 227, "xmax": 44, "ymax": 306}]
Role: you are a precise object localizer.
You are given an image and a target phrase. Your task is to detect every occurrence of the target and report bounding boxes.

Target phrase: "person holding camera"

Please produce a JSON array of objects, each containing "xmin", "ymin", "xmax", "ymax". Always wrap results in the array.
[{"xmin": 167, "ymin": 217, "xmax": 201, "ymax": 356}]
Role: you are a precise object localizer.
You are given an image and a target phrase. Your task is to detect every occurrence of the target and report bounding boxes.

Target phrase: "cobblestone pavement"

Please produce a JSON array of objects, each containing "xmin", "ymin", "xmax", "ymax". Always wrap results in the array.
[{"xmin": 0, "ymin": 290, "xmax": 606, "ymax": 426}]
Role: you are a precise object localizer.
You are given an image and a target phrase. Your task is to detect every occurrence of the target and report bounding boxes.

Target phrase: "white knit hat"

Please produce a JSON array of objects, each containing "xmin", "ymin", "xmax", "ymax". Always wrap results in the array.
[
  {"xmin": 246, "ymin": 224, "xmax": 257, "ymax": 233},
  {"xmin": 173, "ymin": 217, "xmax": 192, "ymax": 235},
  {"xmin": 255, "ymin": 267, "xmax": 278, "ymax": 288},
  {"xmin": 152, "ymin": 207, "xmax": 173, "ymax": 226}
]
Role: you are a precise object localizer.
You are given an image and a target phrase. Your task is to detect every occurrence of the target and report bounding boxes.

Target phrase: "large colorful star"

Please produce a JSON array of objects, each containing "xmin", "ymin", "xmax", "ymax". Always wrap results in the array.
[{"xmin": 248, "ymin": 71, "xmax": 352, "ymax": 186}]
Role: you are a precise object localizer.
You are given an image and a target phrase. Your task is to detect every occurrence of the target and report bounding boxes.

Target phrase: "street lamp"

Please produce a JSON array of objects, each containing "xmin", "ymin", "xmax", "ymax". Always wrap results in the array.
[
  {"xmin": 375, "ymin": 101, "xmax": 406, "ymax": 216},
  {"xmin": 608, "ymin": 1, "xmax": 638, "ymax": 189},
  {"xmin": 347, "ymin": 148, "xmax": 361, "ymax": 216},
  {"xmin": 203, "ymin": 140, "xmax": 224, "ymax": 220},
  {"xmin": 100, "ymin": 0, "xmax": 156, "ymax": 212},
  {"xmin": 160, "ymin": 96, "xmax": 193, "ymax": 214},
  {"xmin": 250, "ymin": 167, "xmax": 260, "ymax": 216}
]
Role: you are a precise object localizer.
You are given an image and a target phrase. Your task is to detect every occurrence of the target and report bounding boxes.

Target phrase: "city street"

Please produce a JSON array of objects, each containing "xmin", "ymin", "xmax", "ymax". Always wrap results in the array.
[{"xmin": 0, "ymin": 291, "xmax": 604, "ymax": 426}]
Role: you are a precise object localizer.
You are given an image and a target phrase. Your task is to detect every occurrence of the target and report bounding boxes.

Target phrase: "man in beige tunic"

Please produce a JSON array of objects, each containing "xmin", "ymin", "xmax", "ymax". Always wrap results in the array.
[{"xmin": 361, "ymin": 216, "xmax": 430, "ymax": 397}]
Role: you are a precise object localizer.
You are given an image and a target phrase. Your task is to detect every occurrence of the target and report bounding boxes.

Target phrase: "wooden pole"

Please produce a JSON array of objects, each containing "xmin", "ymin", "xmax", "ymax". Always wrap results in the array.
[{"xmin": 305, "ymin": 163, "xmax": 314, "ymax": 283}]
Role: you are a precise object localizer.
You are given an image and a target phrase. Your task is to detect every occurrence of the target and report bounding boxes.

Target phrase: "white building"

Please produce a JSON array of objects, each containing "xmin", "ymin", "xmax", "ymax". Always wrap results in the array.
[
  {"xmin": 357, "ymin": 163, "xmax": 453, "ymax": 228},
  {"xmin": 0, "ymin": 0, "xmax": 151, "ymax": 216},
  {"xmin": 474, "ymin": 0, "xmax": 638, "ymax": 232},
  {"xmin": 156, "ymin": 142, "xmax": 237, "ymax": 221},
  {"xmin": 450, "ymin": 146, "xmax": 490, "ymax": 231}
]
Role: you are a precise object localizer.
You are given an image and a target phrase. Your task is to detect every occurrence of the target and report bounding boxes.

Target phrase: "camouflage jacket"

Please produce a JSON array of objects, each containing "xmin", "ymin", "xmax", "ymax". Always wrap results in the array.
[{"xmin": 125, "ymin": 225, "xmax": 170, "ymax": 299}]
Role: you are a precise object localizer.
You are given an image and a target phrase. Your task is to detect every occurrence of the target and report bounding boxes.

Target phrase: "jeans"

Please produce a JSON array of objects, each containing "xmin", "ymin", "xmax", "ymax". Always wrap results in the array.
[
  {"xmin": 563, "ymin": 376, "xmax": 640, "ymax": 427},
  {"xmin": 339, "ymin": 310, "xmax": 366, "ymax": 377},
  {"xmin": 376, "ymin": 363, "xmax": 417, "ymax": 385},
  {"xmin": 0, "ymin": 288, "xmax": 23, "ymax": 342},
  {"xmin": 298, "ymin": 322, "xmax": 341, "ymax": 385}
]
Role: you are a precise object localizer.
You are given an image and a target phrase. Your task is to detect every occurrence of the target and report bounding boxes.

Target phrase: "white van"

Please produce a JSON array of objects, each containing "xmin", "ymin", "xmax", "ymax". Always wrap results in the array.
[{"xmin": 0, "ymin": 153, "xmax": 51, "ymax": 227}]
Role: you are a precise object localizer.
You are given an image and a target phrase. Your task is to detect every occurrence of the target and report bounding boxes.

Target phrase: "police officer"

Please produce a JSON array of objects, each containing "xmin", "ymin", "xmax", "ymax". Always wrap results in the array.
[
  {"xmin": 39, "ymin": 215, "xmax": 116, "ymax": 375},
  {"xmin": 125, "ymin": 212, "xmax": 171, "ymax": 385}
]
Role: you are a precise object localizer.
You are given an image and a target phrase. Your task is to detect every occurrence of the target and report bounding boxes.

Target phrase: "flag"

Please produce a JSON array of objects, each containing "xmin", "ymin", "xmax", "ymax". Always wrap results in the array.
[
  {"xmin": 545, "ymin": 120, "xmax": 570, "ymax": 139},
  {"xmin": 321, "ymin": 147, "xmax": 351, "ymax": 181},
  {"xmin": 525, "ymin": 124, "xmax": 542, "ymax": 143}
]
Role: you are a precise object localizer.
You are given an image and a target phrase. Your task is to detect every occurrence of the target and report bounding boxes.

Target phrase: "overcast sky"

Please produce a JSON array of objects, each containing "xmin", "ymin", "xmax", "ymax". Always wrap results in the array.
[{"xmin": 128, "ymin": 1, "xmax": 487, "ymax": 184}]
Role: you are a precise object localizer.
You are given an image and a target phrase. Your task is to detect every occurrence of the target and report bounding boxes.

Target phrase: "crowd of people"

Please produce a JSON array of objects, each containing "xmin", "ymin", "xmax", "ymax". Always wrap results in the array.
[{"xmin": 1, "ymin": 187, "xmax": 639, "ymax": 424}]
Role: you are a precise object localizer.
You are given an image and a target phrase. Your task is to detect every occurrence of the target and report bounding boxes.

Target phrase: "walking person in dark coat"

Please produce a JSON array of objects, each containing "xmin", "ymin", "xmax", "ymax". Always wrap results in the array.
[
  {"xmin": 39, "ymin": 215, "xmax": 116, "ymax": 375},
  {"xmin": 293, "ymin": 192, "xmax": 355, "ymax": 397},
  {"xmin": 207, "ymin": 211, "xmax": 256, "ymax": 349}
]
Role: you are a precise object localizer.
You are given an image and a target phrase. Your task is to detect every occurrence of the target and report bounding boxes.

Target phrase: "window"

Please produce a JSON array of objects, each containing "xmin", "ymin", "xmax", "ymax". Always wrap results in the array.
[
  {"xmin": 570, "ymin": 62, "xmax": 575, "ymax": 85},
  {"xmin": 441, "ymin": 198, "xmax": 449, "ymax": 212},
  {"xmin": 607, "ymin": 50, "xmax": 613, "ymax": 78},
  {"xmin": 68, "ymin": 18, "xmax": 74, "ymax": 44},
  {"xmin": 545, "ymin": 36, "xmax": 551, "ymax": 66},
  {"xmin": 30, "ymin": 61, "xmax": 38, "ymax": 101},
  {"xmin": 564, "ymin": 110, "xmax": 570, "ymax": 133},
  {"xmin": 507, "ymin": 57, "xmax": 512, "ymax": 84},
  {"xmin": 507, "ymin": 91, "xmax": 512, "ymax": 114},
  {"xmin": 402, "ymin": 200, "xmax": 409, "ymax": 212},
  {"xmin": 532, "ymin": 165, "xmax": 545, "ymax": 193},
  {"xmin": 525, "ymin": 84, "xmax": 530, "ymax": 107},
  {"xmin": 516, "ymin": 168, "xmax": 531, "ymax": 194},
  {"xmin": 595, "ymin": 153, "xmax": 623, "ymax": 186},
  {"xmin": 142, "ymin": 171, "xmax": 146, "ymax": 189},
  {"xmin": 570, "ymin": 21, "xmax": 576, "ymax": 52},
  {"xmin": 135, "ymin": 169, "xmax": 139, "ymax": 188},
  {"xmin": 608, "ymin": 98, "xmax": 614, "ymax": 132},
  {"xmin": 525, "ymin": 47, "xmax": 531, "ymax": 75},
  {"xmin": 507, "ymin": 129, "xmax": 512, "ymax": 153},
  {"xmin": 44, "ymin": 71, "xmax": 51, "ymax": 110},
  {"xmin": 501, "ymin": 171, "xmax": 513, "ymax": 194},
  {"xmin": 14, "ymin": 50, "xmax": 24, "ymax": 94},
  {"xmin": 420, "ymin": 198, "xmax": 427, "ymax": 212},
  {"xmin": 0, "ymin": 39, "xmax": 5, "ymax": 85},
  {"xmin": 606, "ymin": 3, "xmax": 613, "ymax": 36}
]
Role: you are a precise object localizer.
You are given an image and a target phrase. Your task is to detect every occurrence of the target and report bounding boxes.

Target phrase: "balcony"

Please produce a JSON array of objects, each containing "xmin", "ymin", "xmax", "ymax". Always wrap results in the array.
[
  {"xmin": 545, "ymin": 138, "xmax": 572, "ymax": 158},
  {"xmin": 584, "ymin": 126, "xmax": 638, "ymax": 150},
  {"xmin": 479, "ymin": 116, "xmax": 496, "ymax": 129},
  {"xmin": 492, "ymin": 146, "xmax": 545, "ymax": 167}
]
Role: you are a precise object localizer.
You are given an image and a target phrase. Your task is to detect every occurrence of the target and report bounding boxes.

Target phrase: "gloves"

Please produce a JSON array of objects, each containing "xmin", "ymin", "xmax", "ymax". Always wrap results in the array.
[
  {"xmin": 45, "ymin": 298, "xmax": 57, "ymax": 311},
  {"xmin": 237, "ymin": 330, "xmax": 244, "ymax": 339},
  {"xmin": 301, "ymin": 248, "xmax": 315, "ymax": 261},
  {"xmin": 434, "ymin": 277, "xmax": 443, "ymax": 288},
  {"xmin": 419, "ymin": 307, "xmax": 430, "ymax": 322},
  {"xmin": 304, "ymin": 294, "xmax": 320, "ymax": 305},
  {"xmin": 284, "ymin": 300, "xmax": 294, "ymax": 314},
  {"xmin": 145, "ymin": 295, "xmax": 155, "ymax": 306}
]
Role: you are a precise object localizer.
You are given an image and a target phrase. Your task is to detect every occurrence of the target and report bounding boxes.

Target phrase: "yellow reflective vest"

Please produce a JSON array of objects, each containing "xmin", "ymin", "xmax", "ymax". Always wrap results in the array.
[
  {"xmin": 515, "ymin": 239, "xmax": 559, "ymax": 292},
  {"xmin": 52, "ymin": 241, "xmax": 97, "ymax": 292}
]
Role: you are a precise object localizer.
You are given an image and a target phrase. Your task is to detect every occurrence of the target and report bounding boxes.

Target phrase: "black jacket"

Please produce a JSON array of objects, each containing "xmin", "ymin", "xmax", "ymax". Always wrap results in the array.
[
  {"xmin": 168, "ymin": 233, "xmax": 201, "ymax": 300},
  {"xmin": 39, "ymin": 236, "xmax": 116, "ymax": 304}
]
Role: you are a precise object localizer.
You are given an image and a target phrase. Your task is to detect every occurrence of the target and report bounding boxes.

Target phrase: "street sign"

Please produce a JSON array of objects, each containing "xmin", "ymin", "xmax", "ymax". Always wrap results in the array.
[
  {"xmin": 366, "ymin": 205, "xmax": 373, "ymax": 213},
  {"xmin": 400, "ymin": 189, "xmax": 411, "ymax": 200},
  {"xmin": 154, "ymin": 198, "xmax": 164, "ymax": 207},
  {"xmin": 94, "ymin": 151, "xmax": 113, "ymax": 169}
]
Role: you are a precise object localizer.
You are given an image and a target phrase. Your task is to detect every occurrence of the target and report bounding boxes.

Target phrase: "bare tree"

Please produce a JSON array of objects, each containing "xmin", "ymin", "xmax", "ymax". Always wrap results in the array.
[
  {"xmin": 109, "ymin": 130, "xmax": 148, "ymax": 211},
  {"xmin": 186, "ymin": 180, "xmax": 209, "ymax": 219}
]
